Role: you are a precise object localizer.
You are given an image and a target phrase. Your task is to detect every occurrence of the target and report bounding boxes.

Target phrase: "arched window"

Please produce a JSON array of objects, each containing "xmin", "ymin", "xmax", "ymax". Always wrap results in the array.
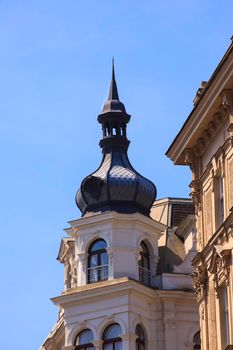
[
  {"xmin": 102, "ymin": 323, "xmax": 122, "ymax": 350},
  {"xmin": 193, "ymin": 331, "xmax": 201, "ymax": 349},
  {"xmin": 139, "ymin": 241, "xmax": 151, "ymax": 285},
  {"xmin": 136, "ymin": 325, "xmax": 146, "ymax": 350},
  {"xmin": 75, "ymin": 329, "xmax": 95, "ymax": 350},
  {"xmin": 87, "ymin": 239, "xmax": 108, "ymax": 284}
]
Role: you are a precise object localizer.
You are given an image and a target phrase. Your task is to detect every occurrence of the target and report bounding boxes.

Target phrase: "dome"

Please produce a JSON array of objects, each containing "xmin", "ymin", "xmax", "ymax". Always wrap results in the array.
[
  {"xmin": 76, "ymin": 150, "xmax": 157, "ymax": 216},
  {"xmin": 76, "ymin": 62, "xmax": 157, "ymax": 217}
]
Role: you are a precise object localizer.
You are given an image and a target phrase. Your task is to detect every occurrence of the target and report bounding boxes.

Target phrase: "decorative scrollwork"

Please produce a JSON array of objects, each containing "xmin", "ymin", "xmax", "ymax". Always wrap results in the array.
[{"xmin": 192, "ymin": 265, "xmax": 207, "ymax": 303}]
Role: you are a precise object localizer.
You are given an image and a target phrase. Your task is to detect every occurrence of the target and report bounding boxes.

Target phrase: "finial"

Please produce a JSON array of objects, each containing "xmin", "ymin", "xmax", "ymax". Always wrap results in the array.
[
  {"xmin": 112, "ymin": 57, "xmax": 115, "ymax": 80},
  {"xmin": 101, "ymin": 59, "xmax": 127, "ymax": 114},
  {"xmin": 108, "ymin": 58, "xmax": 119, "ymax": 101}
]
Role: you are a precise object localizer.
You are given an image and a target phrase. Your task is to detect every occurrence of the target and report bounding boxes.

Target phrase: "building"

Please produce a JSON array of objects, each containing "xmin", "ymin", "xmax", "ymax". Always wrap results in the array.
[
  {"xmin": 167, "ymin": 38, "xmax": 233, "ymax": 350},
  {"xmin": 40, "ymin": 65, "xmax": 200, "ymax": 350}
]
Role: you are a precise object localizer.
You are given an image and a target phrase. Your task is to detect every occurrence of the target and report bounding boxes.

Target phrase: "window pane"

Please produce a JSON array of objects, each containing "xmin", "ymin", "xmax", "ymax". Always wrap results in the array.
[
  {"xmin": 90, "ymin": 240, "xmax": 107, "ymax": 252},
  {"xmin": 76, "ymin": 329, "xmax": 94, "ymax": 345},
  {"xmin": 115, "ymin": 341, "xmax": 122, "ymax": 350},
  {"xmin": 139, "ymin": 242, "xmax": 150, "ymax": 269},
  {"xmin": 193, "ymin": 331, "xmax": 201, "ymax": 349},
  {"xmin": 136, "ymin": 325, "xmax": 145, "ymax": 341},
  {"xmin": 141, "ymin": 256, "xmax": 149, "ymax": 269},
  {"xmin": 101, "ymin": 252, "xmax": 108, "ymax": 265},
  {"xmin": 100, "ymin": 265, "xmax": 108, "ymax": 281},
  {"xmin": 88, "ymin": 268, "xmax": 98, "ymax": 283},
  {"xmin": 219, "ymin": 287, "xmax": 230, "ymax": 348},
  {"xmin": 90, "ymin": 255, "xmax": 98, "ymax": 267},
  {"xmin": 141, "ymin": 242, "xmax": 149, "ymax": 255},
  {"xmin": 103, "ymin": 324, "xmax": 122, "ymax": 340},
  {"xmin": 103, "ymin": 343, "xmax": 113, "ymax": 350},
  {"xmin": 88, "ymin": 239, "xmax": 108, "ymax": 284}
]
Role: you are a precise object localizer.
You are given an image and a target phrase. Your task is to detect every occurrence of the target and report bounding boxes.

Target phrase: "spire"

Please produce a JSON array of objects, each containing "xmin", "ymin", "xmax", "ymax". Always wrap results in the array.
[
  {"xmin": 76, "ymin": 65, "xmax": 157, "ymax": 217},
  {"xmin": 108, "ymin": 58, "xmax": 119, "ymax": 101},
  {"xmin": 101, "ymin": 60, "xmax": 126, "ymax": 114}
]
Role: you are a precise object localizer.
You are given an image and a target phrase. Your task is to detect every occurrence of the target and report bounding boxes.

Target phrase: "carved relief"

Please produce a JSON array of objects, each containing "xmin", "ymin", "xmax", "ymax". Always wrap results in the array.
[
  {"xmin": 208, "ymin": 246, "xmax": 231, "ymax": 295},
  {"xmin": 192, "ymin": 264, "xmax": 207, "ymax": 303},
  {"xmin": 189, "ymin": 178, "xmax": 203, "ymax": 249},
  {"xmin": 222, "ymin": 89, "xmax": 233, "ymax": 136},
  {"xmin": 199, "ymin": 303, "xmax": 204, "ymax": 320},
  {"xmin": 70, "ymin": 260, "xmax": 77, "ymax": 288},
  {"xmin": 189, "ymin": 179, "xmax": 201, "ymax": 214},
  {"xmin": 64, "ymin": 259, "xmax": 72, "ymax": 290},
  {"xmin": 221, "ymin": 89, "xmax": 233, "ymax": 114},
  {"xmin": 184, "ymin": 149, "xmax": 196, "ymax": 174},
  {"xmin": 59, "ymin": 239, "xmax": 77, "ymax": 290},
  {"xmin": 197, "ymin": 210, "xmax": 203, "ymax": 250},
  {"xmin": 164, "ymin": 319, "xmax": 176, "ymax": 330}
]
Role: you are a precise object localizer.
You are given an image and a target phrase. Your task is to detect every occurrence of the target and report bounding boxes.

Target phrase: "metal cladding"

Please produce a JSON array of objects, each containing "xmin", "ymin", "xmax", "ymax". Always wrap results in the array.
[{"xmin": 76, "ymin": 63, "xmax": 157, "ymax": 216}]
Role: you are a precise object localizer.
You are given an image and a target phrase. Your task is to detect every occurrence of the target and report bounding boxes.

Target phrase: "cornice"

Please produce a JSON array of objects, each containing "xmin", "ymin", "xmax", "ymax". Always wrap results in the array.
[
  {"xmin": 41, "ymin": 317, "xmax": 64, "ymax": 349},
  {"xmin": 51, "ymin": 277, "xmax": 196, "ymax": 308},
  {"xmin": 65, "ymin": 211, "xmax": 166, "ymax": 237},
  {"xmin": 51, "ymin": 278, "xmax": 156, "ymax": 307}
]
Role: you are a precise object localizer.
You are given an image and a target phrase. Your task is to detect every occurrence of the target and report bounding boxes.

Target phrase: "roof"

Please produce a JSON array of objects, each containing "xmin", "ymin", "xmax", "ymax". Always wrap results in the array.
[{"xmin": 171, "ymin": 202, "xmax": 195, "ymax": 227}]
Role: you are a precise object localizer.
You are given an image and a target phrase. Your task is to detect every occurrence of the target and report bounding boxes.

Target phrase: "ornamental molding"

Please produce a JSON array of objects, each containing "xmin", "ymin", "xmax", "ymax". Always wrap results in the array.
[
  {"xmin": 192, "ymin": 262, "xmax": 207, "ymax": 303},
  {"xmin": 184, "ymin": 102, "xmax": 228, "ymax": 160},
  {"xmin": 163, "ymin": 318, "xmax": 176, "ymax": 330},
  {"xmin": 221, "ymin": 89, "xmax": 233, "ymax": 114},
  {"xmin": 189, "ymin": 179, "xmax": 201, "ymax": 214},
  {"xmin": 184, "ymin": 149, "xmax": 196, "ymax": 172},
  {"xmin": 208, "ymin": 245, "xmax": 231, "ymax": 296},
  {"xmin": 59, "ymin": 240, "xmax": 75, "ymax": 264},
  {"xmin": 221, "ymin": 89, "xmax": 233, "ymax": 136}
]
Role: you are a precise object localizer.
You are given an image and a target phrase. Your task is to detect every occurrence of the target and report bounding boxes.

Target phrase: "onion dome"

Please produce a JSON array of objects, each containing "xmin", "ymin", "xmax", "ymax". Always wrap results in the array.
[{"xmin": 76, "ymin": 61, "xmax": 157, "ymax": 217}]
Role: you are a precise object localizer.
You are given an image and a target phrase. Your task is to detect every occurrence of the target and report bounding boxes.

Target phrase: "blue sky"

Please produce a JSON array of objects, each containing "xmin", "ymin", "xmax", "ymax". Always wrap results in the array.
[{"xmin": 0, "ymin": 1, "xmax": 232, "ymax": 349}]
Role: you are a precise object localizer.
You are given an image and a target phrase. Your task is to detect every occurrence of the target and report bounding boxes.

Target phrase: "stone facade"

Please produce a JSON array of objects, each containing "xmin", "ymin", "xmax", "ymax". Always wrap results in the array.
[{"xmin": 167, "ymin": 38, "xmax": 233, "ymax": 350}]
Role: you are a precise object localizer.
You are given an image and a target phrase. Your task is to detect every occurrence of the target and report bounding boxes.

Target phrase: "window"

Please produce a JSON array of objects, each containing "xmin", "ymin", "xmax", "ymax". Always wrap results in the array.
[
  {"xmin": 87, "ymin": 239, "xmax": 108, "ymax": 284},
  {"xmin": 193, "ymin": 331, "xmax": 201, "ymax": 349},
  {"xmin": 219, "ymin": 286, "xmax": 230, "ymax": 349},
  {"xmin": 139, "ymin": 241, "xmax": 151, "ymax": 285},
  {"xmin": 102, "ymin": 323, "xmax": 122, "ymax": 350},
  {"xmin": 136, "ymin": 325, "xmax": 146, "ymax": 350},
  {"xmin": 75, "ymin": 329, "xmax": 95, "ymax": 350},
  {"xmin": 215, "ymin": 176, "xmax": 224, "ymax": 228}
]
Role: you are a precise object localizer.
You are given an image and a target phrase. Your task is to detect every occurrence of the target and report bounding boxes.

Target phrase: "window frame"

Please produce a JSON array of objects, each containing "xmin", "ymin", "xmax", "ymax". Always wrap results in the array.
[
  {"xmin": 74, "ymin": 329, "xmax": 95, "ymax": 350},
  {"xmin": 214, "ymin": 175, "xmax": 225, "ymax": 229},
  {"xmin": 219, "ymin": 285, "xmax": 230, "ymax": 349},
  {"xmin": 102, "ymin": 323, "xmax": 122, "ymax": 350},
  {"xmin": 87, "ymin": 239, "xmax": 108, "ymax": 284},
  {"xmin": 138, "ymin": 241, "xmax": 151, "ymax": 286},
  {"xmin": 193, "ymin": 331, "xmax": 201, "ymax": 350},
  {"xmin": 135, "ymin": 324, "xmax": 146, "ymax": 350}
]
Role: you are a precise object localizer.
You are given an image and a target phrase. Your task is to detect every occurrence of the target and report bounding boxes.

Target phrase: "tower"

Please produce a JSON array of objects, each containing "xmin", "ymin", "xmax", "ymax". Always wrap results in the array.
[{"xmin": 40, "ymin": 65, "xmax": 199, "ymax": 350}]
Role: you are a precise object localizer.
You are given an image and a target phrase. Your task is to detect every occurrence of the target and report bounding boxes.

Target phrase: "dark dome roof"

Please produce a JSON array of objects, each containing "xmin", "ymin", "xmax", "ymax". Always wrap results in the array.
[
  {"xmin": 76, "ymin": 149, "xmax": 157, "ymax": 216},
  {"xmin": 76, "ymin": 62, "xmax": 157, "ymax": 217}
]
